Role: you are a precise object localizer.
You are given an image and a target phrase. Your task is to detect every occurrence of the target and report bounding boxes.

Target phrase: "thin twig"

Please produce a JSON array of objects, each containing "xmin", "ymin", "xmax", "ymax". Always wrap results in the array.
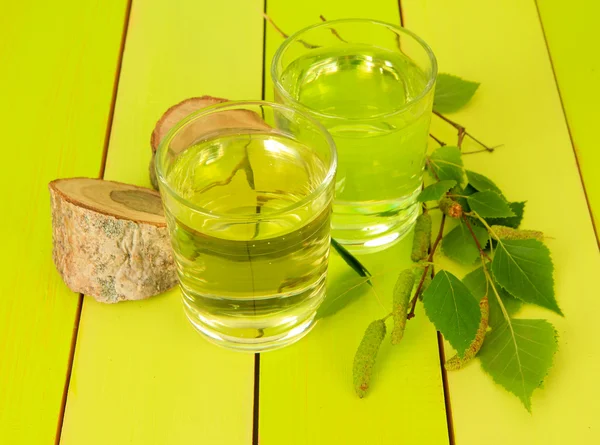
[
  {"xmin": 481, "ymin": 261, "xmax": 511, "ymax": 323},
  {"xmin": 433, "ymin": 110, "xmax": 496, "ymax": 152},
  {"xmin": 408, "ymin": 266, "xmax": 431, "ymax": 320},
  {"xmin": 425, "ymin": 158, "xmax": 440, "ymax": 181},
  {"xmin": 319, "ymin": 15, "xmax": 347, "ymax": 42},
  {"xmin": 395, "ymin": 33, "xmax": 402, "ymax": 51},
  {"xmin": 467, "ymin": 211, "xmax": 500, "ymax": 241},
  {"xmin": 197, "ymin": 152, "xmax": 251, "ymax": 195},
  {"xmin": 470, "ymin": 227, "xmax": 512, "ymax": 329},
  {"xmin": 370, "ymin": 286, "xmax": 388, "ymax": 313},
  {"xmin": 263, "ymin": 12, "xmax": 289, "ymax": 39},
  {"xmin": 434, "ymin": 110, "xmax": 464, "ymax": 131},
  {"xmin": 462, "ymin": 215, "xmax": 492, "ymax": 261},
  {"xmin": 407, "ymin": 214, "xmax": 447, "ymax": 319},
  {"xmin": 457, "ymin": 130, "xmax": 466, "ymax": 148},
  {"xmin": 466, "ymin": 133, "xmax": 498, "ymax": 152},
  {"xmin": 263, "ymin": 13, "xmax": 319, "ymax": 48},
  {"xmin": 323, "ymin": 262, "xmax": 433, "ymax": 315},
  {"xmin": 462, "ymin": 147, "xmax": 496, "ymax": 155},
  {"xmin": 429, "ymin": 133, "xmax": 446, "ymax": 147}
]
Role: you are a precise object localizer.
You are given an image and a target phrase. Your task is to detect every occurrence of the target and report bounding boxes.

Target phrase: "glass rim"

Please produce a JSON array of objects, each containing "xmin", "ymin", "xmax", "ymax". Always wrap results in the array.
[
  {"xmin": 271, "ymin": 18, "xmax": 438, "ymax": 122},
  {"xmin": 155, "ymin": 100, "xmax": 338, "ymax": 221}
]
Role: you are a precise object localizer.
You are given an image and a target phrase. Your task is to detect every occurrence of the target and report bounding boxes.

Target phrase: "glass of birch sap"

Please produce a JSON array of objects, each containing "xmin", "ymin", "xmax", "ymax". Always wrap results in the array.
[
  {"xmin": 155, "ymin": 101, "xmax": 337, "ymax": 352},
  {"xmin": 272, "ymin": 19, "xmax": 437, "ymax": 252}
]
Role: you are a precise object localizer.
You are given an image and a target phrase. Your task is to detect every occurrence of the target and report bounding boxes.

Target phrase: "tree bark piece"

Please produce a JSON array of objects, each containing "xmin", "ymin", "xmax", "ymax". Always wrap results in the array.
[
  {"xmin": 49, "ymin": 178, "xmax": 176, "ymax": 303},
  {"xmin": 150, "ymin": 96, "xmax": 228, "ymax": 190},
  {"xmin": 149, "ymin": 96, "xmax": 270, "ymax": 189},
  {"xmin": 150, "ymin": 96, "xmax": 228, "ymax": 153}
]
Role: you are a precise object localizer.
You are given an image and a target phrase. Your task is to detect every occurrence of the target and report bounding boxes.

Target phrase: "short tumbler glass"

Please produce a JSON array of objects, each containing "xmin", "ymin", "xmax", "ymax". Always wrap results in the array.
[
  {"xmin": 155, "ymin": 101, "xmax": 337, "ymax": 352},
  {"xmin": 272, "ymin": 19, "xmax": 437, "ymax": 252}
]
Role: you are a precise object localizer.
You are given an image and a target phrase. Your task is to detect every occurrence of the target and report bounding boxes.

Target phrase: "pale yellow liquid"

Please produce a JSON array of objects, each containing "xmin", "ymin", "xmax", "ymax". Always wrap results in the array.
[
  {"xmin": 163, "ymin": 132, "xmax": 333, "ymax": 350},
  {"xmin": 279, "ymin": 46, "xmax": 432, "ymax": 251}
]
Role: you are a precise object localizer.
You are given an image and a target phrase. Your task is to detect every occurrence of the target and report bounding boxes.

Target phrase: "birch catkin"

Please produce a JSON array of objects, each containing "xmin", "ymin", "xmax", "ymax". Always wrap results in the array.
[
  {"xmin": 353, "ymin": 319, "xmax": 387, "ymax": 398},
  {"xmin": 445, "ymin": 296, "xmax": 490, "ymax": 370},
  {"xmin": 391, "ymin": 270, "xmax": 415, "ymax": 345},
  {"xmin": 411, "ymin": 213, "xmax": 432, "ymax": 262},
  {"xmin": 439, "ymin": 197, "xmax": 463, "ymax": 218},
  {"xmin": 491, "ymin": 225, "xmax": 544, "ymax": 241}
]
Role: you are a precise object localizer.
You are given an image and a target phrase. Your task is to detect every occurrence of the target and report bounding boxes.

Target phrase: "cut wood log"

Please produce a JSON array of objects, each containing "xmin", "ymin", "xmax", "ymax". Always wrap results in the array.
[
  {"xmin": 149, "ymin": 96, "xmax": 227, "ymax": 190},
  {"xmin": 49, "ymin": 178, "xmax": 176, "ymax": 303},
  {"xmin": 150, "ymin": 96, "xmax": 228, "ymax": 153},
  {"xmin": 149, "ymin": 96, "xmax": 270, "ymax": 189}
]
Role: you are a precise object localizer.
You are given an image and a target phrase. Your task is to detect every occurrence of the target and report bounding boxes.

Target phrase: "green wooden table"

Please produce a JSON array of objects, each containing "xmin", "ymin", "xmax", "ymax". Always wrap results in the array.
[{"xmin": 1, "ymin": 1, "xmax": 599, "ymax": 443}]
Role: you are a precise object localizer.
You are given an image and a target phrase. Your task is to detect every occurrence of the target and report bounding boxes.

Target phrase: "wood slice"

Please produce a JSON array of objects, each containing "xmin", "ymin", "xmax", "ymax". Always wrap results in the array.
[
  {"xmin": 49, "ymin": 178, "xmax": 176, "ymax": 303},
  {"xmin": 150, "ymin": 95, "xmax": 228, "ymax": 154},
  {"xmin": 149, "ymin": 96, "xmax": 271, "ymax": 189},
  {"xmin": 149, "ymin": 96, "xmax": 227, "ymax": 189}
]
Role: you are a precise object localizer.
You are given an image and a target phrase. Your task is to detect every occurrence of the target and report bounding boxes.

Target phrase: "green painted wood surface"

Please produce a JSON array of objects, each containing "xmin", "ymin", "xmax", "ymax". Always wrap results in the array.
[
  {"xmin": 537, "ymin": 0, "xmax": 600, "ymax": 231},
  {"xmin": 261, "ymin": 2, "xmax": 451, "ymax": 444},
  {"xmin": 59, "ymin": 1, "xmax": 264, "ymax": 444},
  {"xmin": 403, "ymin": 0, "xmax": 600, "ymax": 443},
  {"xmin": 0, "ymin": 1, "xmax": 128, "ymax": 443},
  {"xmin": 3, "ymin": 1, "xmax": 600, "ymax": 443}
]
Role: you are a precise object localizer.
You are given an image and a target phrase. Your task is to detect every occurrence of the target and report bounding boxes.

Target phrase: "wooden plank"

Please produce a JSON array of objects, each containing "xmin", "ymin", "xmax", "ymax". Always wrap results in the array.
[
  {"xmin": 536, "ymin": 0, "xmax": 600, "ymax": 233},
  {"xmin": 58, "ymin": 1, "xmax": 264, "ymax": 444},
  {"xmin": 0, "ymin": 1, "xmax": 128, "ymax": 443},
  {"xmin": 402, "ymin": 0, "xmax": 600, "ymax": 443},
  {"xmin": 260, "ymin": 2, "xmax": 450, "ymax": 444}
]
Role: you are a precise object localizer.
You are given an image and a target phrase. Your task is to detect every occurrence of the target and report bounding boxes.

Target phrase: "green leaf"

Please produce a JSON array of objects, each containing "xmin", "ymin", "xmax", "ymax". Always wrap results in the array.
[
  {"xmin": 467, "ymin": 191, "xmax": 515, "ymax": 218},
  {"xmin": 478, "ymin": 318, "xmax": 558, "ymax": 411},
  {"xmin": 492, "ymin": 239, "xmax": 561, "ymax": 315},
  {"xmin": 463, "ymin": 184, "xmax": 477, "ymax": 195},
  {"xmin": 466, "ymin": 170, "xmax": 503, "ymax": 196},
  {"xmin": 331, "ymin": 238, "xmax": 371, "ymax": 282},
  {"xmin": 441, "ymin": 222, "xmax": 489, "ymax": 264},
  {"xmin": 461, "ymin": 268, "xmax": 487, "ymax": 302},
  {"xmin": 422, "ymin": 271, "xmax": 481, "ymax": 356},
  {"xmin": 463, "ymin": 267, "xmax": 522, "ymax": 328},
  {"xmin": 488, "ymin": 282, "xmax": 523, "ymax": 328},
  {"xmin": 486, "ymin": 202, "xmax": 526, "ymax": 228},
  {"xmin": 433, "ymin": 74, "xmax": 480, "ymax": 114},
  {"xmin": 428, "ymin": 146, "xmax": 464, "ymax": 184},
  {"xmin": 418, "ymin": 180, "xmax": 457, "ymax": 202}
]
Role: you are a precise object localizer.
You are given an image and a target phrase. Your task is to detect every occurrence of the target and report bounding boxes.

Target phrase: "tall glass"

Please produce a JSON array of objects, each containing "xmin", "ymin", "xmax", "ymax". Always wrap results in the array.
[
  {"xmin": 155, "ymin": 101, "xmax": 337, "ymax": 352},
  {"xmin": 272, "ymin": 19, "xmax": 437, "ymax": 252}
]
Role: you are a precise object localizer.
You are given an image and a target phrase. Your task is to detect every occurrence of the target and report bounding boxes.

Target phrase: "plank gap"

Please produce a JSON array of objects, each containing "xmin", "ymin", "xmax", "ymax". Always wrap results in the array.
[
  {"xmin": 253, "ymin": 2, "xmax": 267, "ymax": 444},
  {"xmin": 398, "ymin": 0, "xmax": 405, "ymax": 26},
  {"xmin": 402, "ymin": 5, "xmax": 456, "ymax": 442},
  {"xmin": 262, "ymin": 0, "xmax": 268, "ymax": 104},
  {"xmin": 54, "ymin": 0, "xmax": 133, "ymax": 443},
  {"xmin": 54, "ymin": 295, "xmax": 83, "ymax": 445},
  {"xmin": 99, "ymin": 0, "xmax": 134, "ymax": 180},
  {"xmin": 253, "ymin": 353, "xmax": 261, "ymax": 445},
  {"xmin": 437, "ymin": 332, "xmax": 456, "ymax": 445}
]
